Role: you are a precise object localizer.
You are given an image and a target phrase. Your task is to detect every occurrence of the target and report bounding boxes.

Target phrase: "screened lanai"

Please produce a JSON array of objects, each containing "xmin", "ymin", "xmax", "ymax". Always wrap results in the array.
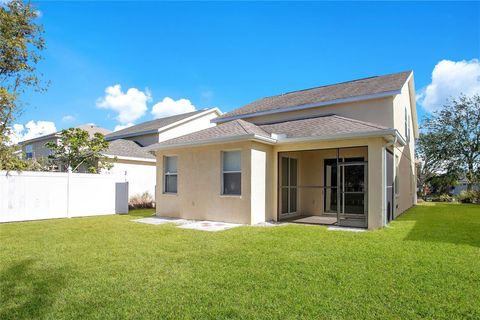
[{"xmin": 278, "ymin": 146, "xmax": 369, "ymax": 228}]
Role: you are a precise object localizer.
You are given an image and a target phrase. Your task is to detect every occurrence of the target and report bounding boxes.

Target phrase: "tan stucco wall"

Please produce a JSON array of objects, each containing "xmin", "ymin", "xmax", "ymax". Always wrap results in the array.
[
  {"xmin": 155, "ymin": 141, "xmax": 254, "ymax": 224},
  {"xmin": 245, "ymin": 97, "xmax": 395, "ymax": 128},
  {"xmin": 393, "ymin": 79, "xmax": 417, "ymax": 216}
]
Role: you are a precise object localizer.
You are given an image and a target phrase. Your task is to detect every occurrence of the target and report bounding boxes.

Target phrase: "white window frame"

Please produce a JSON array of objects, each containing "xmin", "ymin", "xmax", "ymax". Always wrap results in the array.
[
  {"xmin": 163, "ymin": 155, "xmax": 178, "ymax": 194},
  {"xmin": 405, "ymin": 107, "xmax": 410, "ymax": 142},
  {"xmin": 221, "ymin": 150, "xmax": 241, "ymax": 196}
]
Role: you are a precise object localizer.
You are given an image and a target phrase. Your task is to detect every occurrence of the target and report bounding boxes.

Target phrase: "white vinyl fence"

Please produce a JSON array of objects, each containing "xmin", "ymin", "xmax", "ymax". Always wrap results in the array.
[{"xmin": 0, "ymin": 171, "xmax": 128, "ymax": 223}]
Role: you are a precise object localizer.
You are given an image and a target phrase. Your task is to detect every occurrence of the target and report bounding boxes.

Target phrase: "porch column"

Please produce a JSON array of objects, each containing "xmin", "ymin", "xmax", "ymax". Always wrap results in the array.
[{"xmin": 367, "ymin": 139, "xmax": 386, "ymax": 229}]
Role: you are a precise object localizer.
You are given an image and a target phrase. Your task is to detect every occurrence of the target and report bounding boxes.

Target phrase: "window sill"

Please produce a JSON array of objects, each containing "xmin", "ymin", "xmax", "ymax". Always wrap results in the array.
[
  {"xmin": 163, "ymin": 192, "xmax": 178, "ymax": 196},
  {"xmin": 220, "ymin": 194, "xmax": 242, "ymax": 198}
]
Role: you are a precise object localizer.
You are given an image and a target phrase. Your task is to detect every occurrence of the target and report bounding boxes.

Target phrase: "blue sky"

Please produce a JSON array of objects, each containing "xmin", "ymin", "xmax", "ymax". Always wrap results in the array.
[{"xmin": 12, "ymin": 1, "xmax": 480, "ymax": 140}]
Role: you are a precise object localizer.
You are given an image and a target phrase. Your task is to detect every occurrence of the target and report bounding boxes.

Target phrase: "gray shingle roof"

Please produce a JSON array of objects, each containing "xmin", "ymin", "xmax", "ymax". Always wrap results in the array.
[
  {"xmin": 217, "ymin": 71, "xmax": 411, "ymax": 120},
  {"xmin": 104, "ymin": 139, "xmax": 155, "ymax": 159},
  {"xmin": 152, "ymin": 119, "xmax": 271, "ymax": 147},
  {"xmin": 105, "ymin": 109, "xmax": 207, "ymax": 140},
  {"xmin": 260, "ymin": 115, "xmax": 388, "ymax": 139},
  {"xmin": 147, "ymin": 115, "xmax": 391, "ymax": 150},
  {"xmin": 77, "ymin": 124, "xmax": 111, "ymax": 136}
]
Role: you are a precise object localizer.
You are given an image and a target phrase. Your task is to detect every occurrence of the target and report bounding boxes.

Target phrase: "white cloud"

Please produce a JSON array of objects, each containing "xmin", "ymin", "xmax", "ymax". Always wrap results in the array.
[
  {"xmin": 62, "ymin": 115, "xmax": 75, "ymax": 122},
  {"xmin": 96, "ymin": 84, "xmax": 151, "ymax": 124},
  {"xmin": 113, "ymin": 123, "xmax": 134, "ymax": 131},
  {"xmin": 151, "ymin": 97, "xmax": 196, "ymax": 119},
  {"xmin": 9, "ymin": 120, "xmax": 57, "ymax": 144},
  {"xmin": 417, "ymin": 59, "xmax": 480, "ymax": 113}
]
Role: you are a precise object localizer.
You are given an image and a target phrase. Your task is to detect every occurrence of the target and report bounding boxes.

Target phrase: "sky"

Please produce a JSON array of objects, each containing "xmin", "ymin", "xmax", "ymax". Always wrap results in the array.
[{"xmin": 8, "ymin": 1, "xmax": 480, "ymax": 142}]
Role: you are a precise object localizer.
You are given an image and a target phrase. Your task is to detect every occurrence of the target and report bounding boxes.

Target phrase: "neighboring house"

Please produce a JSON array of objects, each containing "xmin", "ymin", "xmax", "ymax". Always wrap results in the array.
[
  {"xmin": 18, "ymin": 109, "xmax": 221, "ymax": 201},
  {"xmin": 148, "ymin": 71, "xmax": 418, "ymax": 229},
  {"xmin": 20, "ymin": 124, "xmax": 111, "ymax": 161},
  {"xmin": 104, "ymin": 108, "xmax": 221, "ymax": 146},
  {"xmin": 103, "ymin": 108, "xmax": 221, "ymax": 197},
  {"xmin": 451, "ymin": 179, "xmax": 480, "ymax": 196}
]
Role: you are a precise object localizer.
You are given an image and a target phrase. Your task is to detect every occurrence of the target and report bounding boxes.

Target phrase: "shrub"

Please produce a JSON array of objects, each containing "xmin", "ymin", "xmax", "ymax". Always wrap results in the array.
[
  {"xmin": 129, "ymin": 192, "xmax": 154, "ymax": 210},
  {"xmin": 457, "ymin": 190, "xmax": 479, "ymax": 204},
  {"xmin": 439, "ymin": 194, "xmax": 453, "ymax": 202}
]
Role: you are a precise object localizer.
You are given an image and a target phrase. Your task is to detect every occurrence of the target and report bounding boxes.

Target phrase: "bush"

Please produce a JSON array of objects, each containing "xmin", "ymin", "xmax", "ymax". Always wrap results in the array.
[
  {"xmin": 129, "ymin": 192, "xmax": 154, "ymax": 210},
  {"xmin": 457, "ymin": 190, "xmax": 480, "ymax": 204},
  {"xmin": 439, "ymin": 194, "xmax": 453, "ymax": 202}
]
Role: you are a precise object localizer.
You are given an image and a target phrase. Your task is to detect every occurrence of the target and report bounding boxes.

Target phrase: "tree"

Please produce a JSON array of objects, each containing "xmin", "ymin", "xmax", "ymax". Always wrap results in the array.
[
  {"xmin": 420, "ymin": 94, "xmax": 480, "ymax": 191},
  {"xmin": 0, "ymin": 0, "xmax": 45, "ymax": 170},
  {"xmin": 46, "ymin": 128, "xmax": 113, "ymax": 173}
]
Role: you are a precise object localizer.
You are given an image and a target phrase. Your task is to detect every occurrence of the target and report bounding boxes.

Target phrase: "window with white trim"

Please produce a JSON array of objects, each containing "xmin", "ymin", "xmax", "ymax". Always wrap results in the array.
[
  {"xmin": 222, "ymin": 151, "xmax": 241, "ymax": 195},
  {"xmin": 164, "ymin": 156, "xmax": 178, "ymax": 193},
  {"xmin": 25, "ymin": 144, "xmax": 33, "ymax": 159},
  {"xmin": 405, "ymin": 107, "xmax": 410, "ymax": 142}
]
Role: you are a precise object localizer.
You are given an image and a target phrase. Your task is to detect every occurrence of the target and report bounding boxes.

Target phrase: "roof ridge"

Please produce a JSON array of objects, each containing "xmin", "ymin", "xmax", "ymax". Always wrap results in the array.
[
  {"xmin": 261, "ymin": 70, "xmax": 412, "ymax": 99},
  {"xmin": 235, "ymin": 119, "xmax": 254, "ymax": 135},
  {"xmin": 332, "ymin": 115, "xmax": 389, "ymax": 130}
]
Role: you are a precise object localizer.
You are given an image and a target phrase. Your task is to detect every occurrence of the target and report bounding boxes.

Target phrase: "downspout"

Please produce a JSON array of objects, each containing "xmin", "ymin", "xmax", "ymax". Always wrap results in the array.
[{"xmin": 382, "ymin": 135, "xmax": 396, "ymax": 226}]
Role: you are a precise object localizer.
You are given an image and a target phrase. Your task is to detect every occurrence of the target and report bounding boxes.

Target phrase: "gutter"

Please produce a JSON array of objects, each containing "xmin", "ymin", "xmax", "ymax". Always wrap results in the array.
[
  {"xmin": 103, "ymin": 154, "xmax": 156, "ymax": 163},
  {"xmin": 276, "ymin": 129, "xmax": 406, "ymax": 146},
  {"xmin": 146, "ymin": 134, "xmax": 277, "ymax": 151},
  {"xmin": 213, "ymin": 90, "xmax": 401, "ymax": 124}
]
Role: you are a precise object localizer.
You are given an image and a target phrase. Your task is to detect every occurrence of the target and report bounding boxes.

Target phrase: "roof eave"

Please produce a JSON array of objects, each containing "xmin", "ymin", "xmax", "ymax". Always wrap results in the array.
[
  {"xmin": 213, "ymin": 90, "xmax": 402, "ymax": 124},
  {"xmin": 276, "ymin": 129, "xmax": 406, "ymax": 146},
  {"xmin": 19, "ymin": 132, "xmax": 61, "ymax": 145},
  {"xmin": 103, "ymin": 154, "xmax": 156, "ymax": 163}
]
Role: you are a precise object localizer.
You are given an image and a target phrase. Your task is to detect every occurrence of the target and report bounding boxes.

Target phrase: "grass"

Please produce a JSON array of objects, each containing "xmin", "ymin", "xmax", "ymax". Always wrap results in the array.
[{"xmin": 0, "ymin": 203, "xmax": 479, "ymax": 319}]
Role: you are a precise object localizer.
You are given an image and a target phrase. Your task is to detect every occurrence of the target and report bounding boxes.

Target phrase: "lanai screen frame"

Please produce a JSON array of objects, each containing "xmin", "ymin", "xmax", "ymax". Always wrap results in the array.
[{"xmin": 276, "ymin": 145, "xmax": 369, "ymax": 227}]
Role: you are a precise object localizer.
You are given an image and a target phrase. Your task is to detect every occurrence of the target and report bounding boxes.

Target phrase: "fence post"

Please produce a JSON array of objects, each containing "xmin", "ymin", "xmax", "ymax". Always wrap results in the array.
[{"xmin": 67, "ymin": 167, "xmax": 72, "ymax": 218}]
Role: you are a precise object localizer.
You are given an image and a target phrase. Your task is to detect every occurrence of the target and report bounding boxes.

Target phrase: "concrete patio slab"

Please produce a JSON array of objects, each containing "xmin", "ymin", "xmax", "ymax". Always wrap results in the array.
[
  {"xmin": 133, "ymin": 217, "xmax": 190, "ymax": 225},
  {"xmin": 179, "ymin": 220, "xmax": 241, "ymax": 232},
  {"xmin": 252, "ymin": 221, "xmax": 287, "ymax": 227},
  {"xmin": 327, "ymin": 226, "xmax": 366, "ymax": 232}
]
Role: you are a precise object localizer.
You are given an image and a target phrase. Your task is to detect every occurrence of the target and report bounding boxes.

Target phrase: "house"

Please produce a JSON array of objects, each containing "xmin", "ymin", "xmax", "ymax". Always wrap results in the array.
[
  {"xmin": 147, "ymin": 71, "xmax": 418, "ymax": 229},
  {"xmin": 103, "ymin": 108, "xmax": 221, "ymax": 197},
  {"xmin": 20, "ymin": 124, "xmax": 111, "ymax": 161}
]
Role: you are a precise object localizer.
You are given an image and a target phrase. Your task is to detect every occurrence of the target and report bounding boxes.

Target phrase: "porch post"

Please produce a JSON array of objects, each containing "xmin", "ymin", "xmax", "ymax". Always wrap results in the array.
[{"xmin": 367, "ymin": 139, "xmax": 386, "ymax": 229}]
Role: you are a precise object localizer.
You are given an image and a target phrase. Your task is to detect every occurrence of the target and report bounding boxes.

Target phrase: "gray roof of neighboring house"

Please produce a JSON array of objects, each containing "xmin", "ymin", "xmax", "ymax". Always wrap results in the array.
[
  {"xmin": 105, "ymin": 109, "xmax": 209, "ymax": 141},
  {"xmin": 147, "ymin": 115, "xmax": 390, "ymax": 149},
  {"xmin": 216, "ymin": 71, "xmax": 412, "ymax": 120},
  {"xmin": 19, "ymin": 124, "xmax": 111, "ymax": 145},
  {"xmin": 104, "ymin": 139, "xmax": 155, "ymax": 159},
  {"xmin": 77, "ymin": 124, "xmax": 111, "ymax": 136}
]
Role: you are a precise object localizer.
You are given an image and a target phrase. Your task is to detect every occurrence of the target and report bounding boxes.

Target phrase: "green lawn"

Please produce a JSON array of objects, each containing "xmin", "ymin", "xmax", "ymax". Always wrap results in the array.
[{"xmin": 0, "ymin": 203, "xmax": 479, "ymax": 319}]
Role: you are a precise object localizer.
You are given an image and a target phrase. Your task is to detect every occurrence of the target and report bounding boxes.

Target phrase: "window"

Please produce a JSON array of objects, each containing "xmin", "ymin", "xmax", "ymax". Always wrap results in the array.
[
  {"xmin": 25, "ymin": 144, "xmax": 33, "ymax": 159},
  {"xmin": 405, "ymin": 107, "xmax": 410, "ymax": 142},
  {"xmin": 222, "ymin": 151, "xmax": 241, "ymax": 195},
  {"xmin": 164, "ymin": 156, "xmax": 178, "ymax": 193}
]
